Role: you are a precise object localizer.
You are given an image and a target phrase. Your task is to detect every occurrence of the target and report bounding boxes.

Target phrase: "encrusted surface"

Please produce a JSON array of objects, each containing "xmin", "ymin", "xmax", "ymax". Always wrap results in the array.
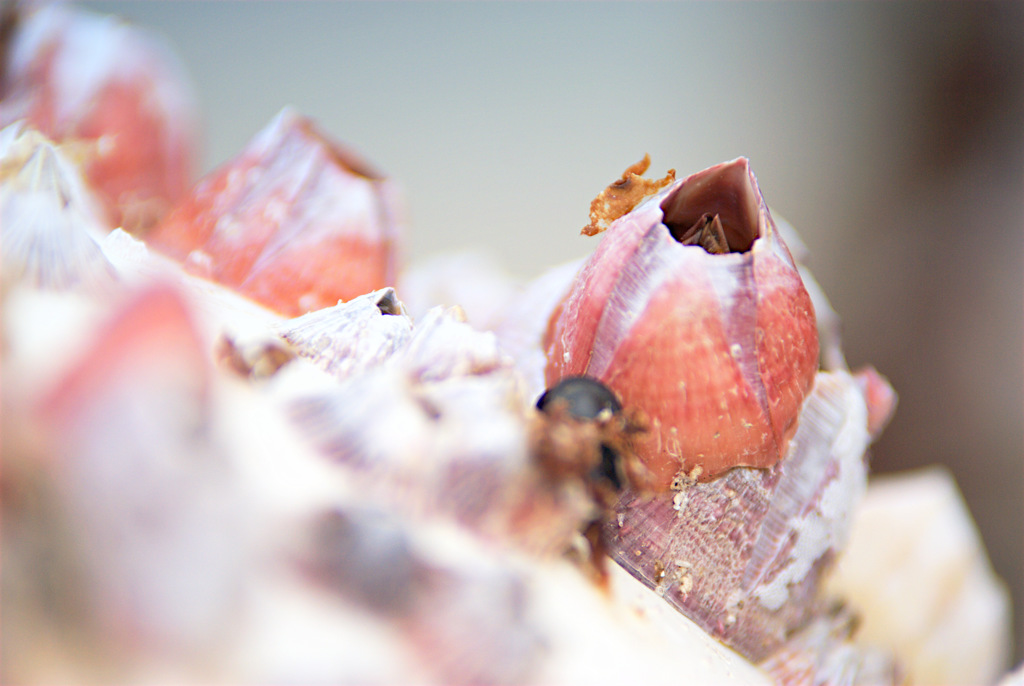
[{"xmin": 605, "ymin": 371, "xmax": 870, "ymax": 661}]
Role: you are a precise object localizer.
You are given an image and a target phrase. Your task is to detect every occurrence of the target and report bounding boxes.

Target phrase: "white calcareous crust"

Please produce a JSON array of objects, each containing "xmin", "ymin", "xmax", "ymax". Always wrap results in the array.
[{"xmin": 825, "ymin": 467, "xmax": 1013, "ymax": 685}]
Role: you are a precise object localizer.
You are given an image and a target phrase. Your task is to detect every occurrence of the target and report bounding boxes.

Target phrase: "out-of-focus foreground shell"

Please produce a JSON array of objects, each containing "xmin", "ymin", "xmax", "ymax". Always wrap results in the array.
[
  {"xmin": 1000, "ymin": 663, "xmax": 1024, "ymax": 686},
  {"xmin": 759, "ymin": 607, "xmax": 902, "ymax": 686},
  {"xmin": 825, "ymin": 467, "xmax": 1013, "ymax": 685},
  {"xmin": 14, "ymin": 284, "xmax": 250, "ymax": 665},
  {"xmin": 148, "ymin": 107, "xmax": 403, "ymax": 316},
  {"xmin": 1, "ymin": 2, "xmax": 199, "ymax": 231},
  {"xmin": 0, "ymin": 121, "xmax": 114, "ymax": 290},
  {"xmin": 1, "ymin": 275, "xmax": 772, "ymax": 685},
  {"xmin": 282, "ymin": 297, "xmax": 598, "ymax": 556}
]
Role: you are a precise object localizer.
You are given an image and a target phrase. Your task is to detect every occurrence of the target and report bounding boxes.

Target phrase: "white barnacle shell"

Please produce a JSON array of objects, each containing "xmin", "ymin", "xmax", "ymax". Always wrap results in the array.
[
  {"xmin": 400, "ymin": 304, "xmax": 513, "ymax": 382},
  {"xmin": 744, "ymin": 372, "xmax": 870, "ymax": 613},
  {"xmin": 285, "ymin": 302, "xmax": 594, "ymax": 555},
  {"xmin": 0, "ymin": 121, "xmax": 115, "ymax": 291},
  {"xmin": 276, "ymin": 287, "xmax": 413, "ymax": 382},
  {"xmin": 290, "ymin": 366, "xmax": 594, "ymax": 555},
  {"xmin": 274, "ymin": 293, "xmax": 512, "ymax": 387},
  {"xmin": 304, "ymin": 505, "xmax": 545, "ymax": 685}
]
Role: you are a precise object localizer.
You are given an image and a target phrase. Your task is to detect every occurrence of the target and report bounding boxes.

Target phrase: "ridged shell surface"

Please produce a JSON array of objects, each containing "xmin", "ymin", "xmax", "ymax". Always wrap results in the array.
[{"xmin": 604, "ymin": 369, "xmax": 870, "ymax": 660}]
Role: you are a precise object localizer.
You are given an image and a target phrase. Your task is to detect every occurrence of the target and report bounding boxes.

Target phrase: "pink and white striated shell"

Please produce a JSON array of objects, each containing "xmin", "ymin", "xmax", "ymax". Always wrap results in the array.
[
  {"xmin": 604, "ymin": 368, "xmax": 886, "ymax": 661},
  {"xmin": 284, "ymin": 302, "xmax": 596, "ymax": 556},
  {"xmin": 1, "ymin": 2, "xmax": 199, "ymax": 231},
  {"xmin": 147, "ymin": 107, "xmax": 404, "ymax": 316},
  {"xmin": 275, "ymin": 289, "xmax": 512, "ymax": 385},
  {"xmin": 29, "ymin": 284, "xmax": 251, "ymax": 659},
  {"xmin": 546, "ymin": 157, "xmax": 818, "ymax": 486}
]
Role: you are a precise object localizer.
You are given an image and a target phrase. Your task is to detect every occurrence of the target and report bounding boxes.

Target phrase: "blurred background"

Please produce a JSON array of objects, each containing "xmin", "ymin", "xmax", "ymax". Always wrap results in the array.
[{"xmin": 81, "ymin": 1, "xmax": 1024, "ymax": 659}]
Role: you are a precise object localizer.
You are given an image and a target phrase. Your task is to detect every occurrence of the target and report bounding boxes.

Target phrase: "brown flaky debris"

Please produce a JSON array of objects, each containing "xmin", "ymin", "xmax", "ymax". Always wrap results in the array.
[{"xmin": 582, "ymin": 154, "xmax": 676, "ymax": 236}]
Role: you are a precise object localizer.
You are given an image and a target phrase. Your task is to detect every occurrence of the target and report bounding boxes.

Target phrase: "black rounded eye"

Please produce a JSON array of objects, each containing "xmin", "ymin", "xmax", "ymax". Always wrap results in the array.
[{"xmin": 536, "ymin": 375, "xmax": 622, "ymax": 420}]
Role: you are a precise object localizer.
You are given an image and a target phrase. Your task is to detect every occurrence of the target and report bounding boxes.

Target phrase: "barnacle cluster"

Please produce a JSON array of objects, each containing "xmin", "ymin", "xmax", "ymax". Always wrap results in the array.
[{"xmin": 0, "ymin": 3, "xmax": 1014, "ymax": 685}]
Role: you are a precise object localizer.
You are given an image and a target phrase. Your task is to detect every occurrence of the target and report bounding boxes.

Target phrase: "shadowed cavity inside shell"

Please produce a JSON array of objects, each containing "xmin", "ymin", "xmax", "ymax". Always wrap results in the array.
[
  {"xmin": 660, "ymin": 161, "xmax": 761, "ymax": 254},
  {"xmin": 374, "ymin": 289, "xmax": 403, "ymax": 315}
]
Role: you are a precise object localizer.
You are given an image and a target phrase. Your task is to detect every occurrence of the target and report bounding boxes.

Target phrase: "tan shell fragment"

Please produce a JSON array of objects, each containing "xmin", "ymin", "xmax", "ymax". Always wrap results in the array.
[{"xmin": 825, "ymin": 467, "xmax": 1012, "ymax": 685}]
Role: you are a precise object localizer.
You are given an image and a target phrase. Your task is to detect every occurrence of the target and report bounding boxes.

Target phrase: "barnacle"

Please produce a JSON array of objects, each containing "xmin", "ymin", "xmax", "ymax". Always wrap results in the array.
[
  {"xmin": 148, "ymin": 108, "xmax": 403, "ymax": 316},
  {"xmin": 547, "ymin": 157, "xmax": 818, "ymax": 485}
]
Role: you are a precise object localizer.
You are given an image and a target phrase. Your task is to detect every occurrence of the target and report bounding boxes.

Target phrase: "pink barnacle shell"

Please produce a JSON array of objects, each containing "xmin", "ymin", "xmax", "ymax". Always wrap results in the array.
[
  {"xmin": 34, "ymin": 284, "xmax": 248, "ymax": 654},
  {"xmin": 1, "ymin": 3, "xmax": 199, "ymax": 232},
  {"xmin": 604, "ymin": 369, "xmax": 875, "ymax": 661},
  {"xmin": 546, "ymin": 158, "xmax": 818, "ymax": 486},
  {"xmin": 148, "ymin": 108, "xmax": 402, "ymax": 317}
]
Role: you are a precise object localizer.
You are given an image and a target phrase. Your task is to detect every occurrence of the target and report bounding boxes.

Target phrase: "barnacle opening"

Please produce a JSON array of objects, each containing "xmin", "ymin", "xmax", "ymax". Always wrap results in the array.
[
  {"xmin": 660, "ymin": 160, "xmax": 761, "ymax": 254},
  {"xmin": 373, "ymin": 289, "xmax": 402, "ymax": 316}
]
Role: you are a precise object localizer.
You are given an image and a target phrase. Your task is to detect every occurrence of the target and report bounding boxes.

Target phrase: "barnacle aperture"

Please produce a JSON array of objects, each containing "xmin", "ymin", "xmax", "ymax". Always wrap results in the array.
[{"xmin": 660, "ymin": 156, "xmax": 760, "ymax": 253}]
